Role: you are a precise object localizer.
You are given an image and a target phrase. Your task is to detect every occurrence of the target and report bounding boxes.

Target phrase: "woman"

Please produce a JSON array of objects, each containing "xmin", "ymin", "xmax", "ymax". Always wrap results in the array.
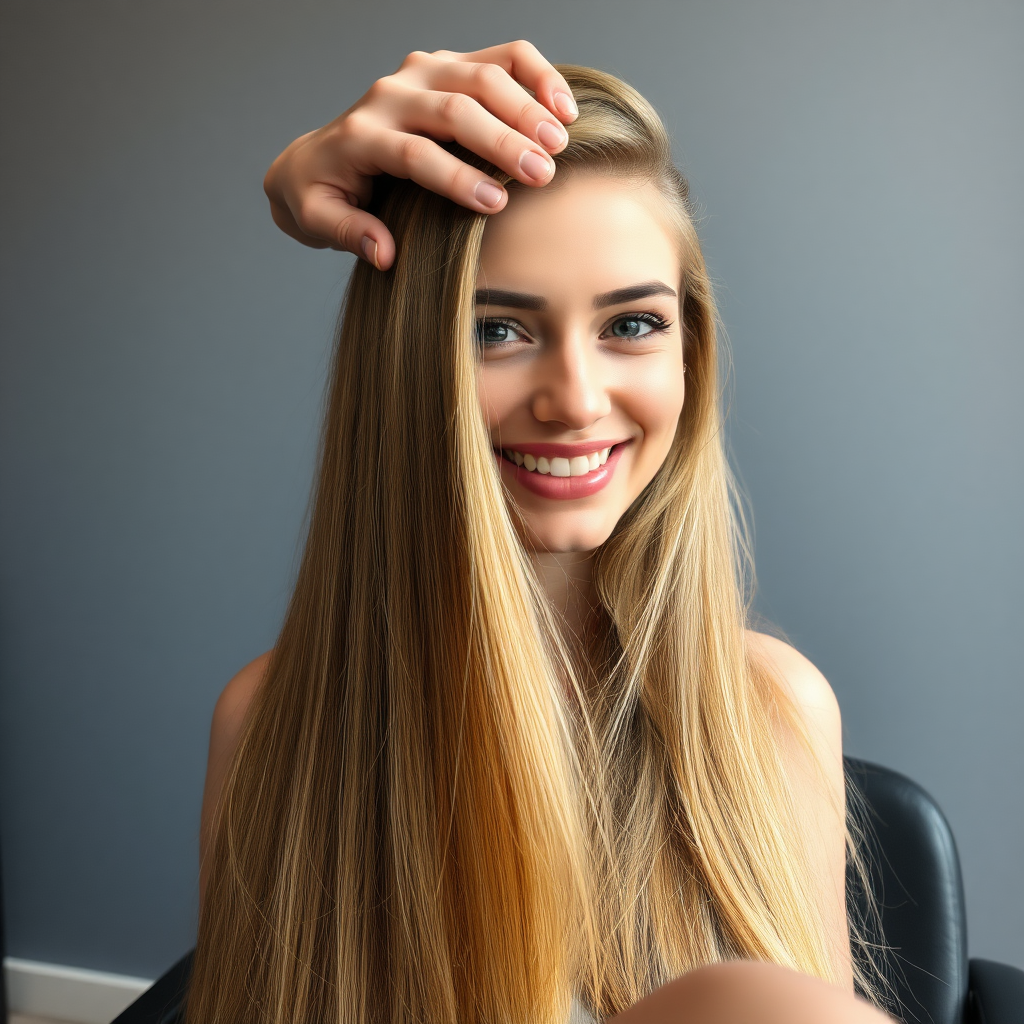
[{"xmin": 191, "ymin": 43, "xmax": 893, "ymax": 1024}]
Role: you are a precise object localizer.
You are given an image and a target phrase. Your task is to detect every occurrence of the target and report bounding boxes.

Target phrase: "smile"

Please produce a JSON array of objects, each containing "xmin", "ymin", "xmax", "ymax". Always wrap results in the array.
[
  {"xmin": 500, "ymin": 446, "xmax": 611, "ymax": 477},
  {"xmin": 493, "ymin": 441, "xmax": 631, "ymax": 500}
]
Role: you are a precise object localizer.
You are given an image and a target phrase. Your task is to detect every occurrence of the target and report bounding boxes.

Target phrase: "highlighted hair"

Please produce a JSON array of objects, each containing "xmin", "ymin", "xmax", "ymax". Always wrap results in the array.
[{"xmin": 187, "ymin": 66, "xmax": 887, "ymax": 1022}]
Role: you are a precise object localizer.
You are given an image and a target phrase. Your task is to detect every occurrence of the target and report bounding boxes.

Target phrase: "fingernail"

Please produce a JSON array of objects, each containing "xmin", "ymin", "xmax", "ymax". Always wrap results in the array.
[
  {"xmin": 474, "ymin": 180, "xmax": 505, "ymax": 208},
  {"xmin": 360, "ymin": 235, "xmax": 379, "ymax": 269},
  {"xmin": 519, "ymin": 151, "xmax": 552, "ymax": 182},
  {"xmin": 537, "ymin": 120, "xmax": 568, "ymax": 150},
  {"xmin": 553, "ymin": 91, "xmax": 578, "ymax": 119}
]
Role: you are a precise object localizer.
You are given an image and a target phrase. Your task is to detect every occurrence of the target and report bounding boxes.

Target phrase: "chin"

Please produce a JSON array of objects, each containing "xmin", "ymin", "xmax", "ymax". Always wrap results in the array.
[{"xmin": 516, "ymin": 517, "xmax": 614, "ymax": 555}]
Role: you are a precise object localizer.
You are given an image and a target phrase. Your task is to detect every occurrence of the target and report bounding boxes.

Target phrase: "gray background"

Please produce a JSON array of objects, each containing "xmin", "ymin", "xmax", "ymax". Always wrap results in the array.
[{"xmin": 1, "ymin": 0, "xmax": 1021, "ymax": 980}]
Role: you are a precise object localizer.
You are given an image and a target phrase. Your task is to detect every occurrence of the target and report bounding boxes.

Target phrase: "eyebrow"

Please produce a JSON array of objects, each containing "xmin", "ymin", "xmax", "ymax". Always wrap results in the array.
[
  {"xmin": 474, "ymin": 280, "xmax": 677, "ymax": 312},
  {"xmin": 593, "ymin": 281, "xmax": 677, "ymax": 309}
]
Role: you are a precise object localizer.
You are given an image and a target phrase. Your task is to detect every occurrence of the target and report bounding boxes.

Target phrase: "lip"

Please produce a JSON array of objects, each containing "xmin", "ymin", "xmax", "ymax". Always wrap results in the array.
[
  {"xmin": 494, "ymin": 441, "xmax": 631, "ymax": 500},
  {"xmin": 492, "ymin": 438, "xmax": 627, "ymax": 459}
]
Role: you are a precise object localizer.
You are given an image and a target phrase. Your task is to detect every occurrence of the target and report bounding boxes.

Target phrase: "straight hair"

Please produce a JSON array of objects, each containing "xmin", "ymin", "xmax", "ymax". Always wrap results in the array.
[{"xmin": 187, "ymin": 65, "xmax": 889, "ymax": 1023}]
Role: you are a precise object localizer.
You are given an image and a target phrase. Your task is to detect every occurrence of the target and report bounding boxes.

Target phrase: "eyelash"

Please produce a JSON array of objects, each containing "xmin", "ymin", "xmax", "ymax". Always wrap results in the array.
[{"xmin": 475, "ymin": 311, "xmax": 675, "ymax": 349}]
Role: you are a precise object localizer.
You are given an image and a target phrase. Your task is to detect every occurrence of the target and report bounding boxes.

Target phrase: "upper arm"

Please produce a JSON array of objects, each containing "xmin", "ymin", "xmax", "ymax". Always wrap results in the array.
[
  {"xmin": 747, "ymin": 631, "xmax": 852, "ymax": 991},
  {"xmin": 198, "ymin": 650, "xmax": 272, "ymax": 914}
]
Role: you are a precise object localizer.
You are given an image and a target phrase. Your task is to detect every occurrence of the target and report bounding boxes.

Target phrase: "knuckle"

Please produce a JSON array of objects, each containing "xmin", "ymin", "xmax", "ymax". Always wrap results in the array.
[
  {"xmin": 516, "ymin": 97, "xmax": 537, "ymax": 128},
  {"xmin": 294, "ymin": 195, "xmax": 322, "ymax": 231},
  {"xmin": 472, "ymin": 61, "xmax": 506, "ymax": 89},
  {"xmin": 444, "ymin": 163, "xmax": 467, "ymax": 196},
  {"xmin": 400, "ymin": 49, "xmax": 430, "ymax": 69},
  {"xmin": 509, "ymin": 38, "xmax": 539, "ymax": 59},
  {"xmin": 493, "ymin": 125, "xmax": 519, "ymax": 157},
  {"xmin": 396, "ymin": 133, "xmax": 428, "ymax": 170},
  {"xmin": 336, "ymin": 109, "xmax": 366, "ymax": 141},
  {"xmin": 437, "ymin": 90, "xmax": 470, "ymax": 123},
  {"xmin": 364, "ymin": 75, "xmax": 395, "ymax": 104},
  {"xmin": 334, "ymin": 209, "xmax": 363, "ymax": 249}
]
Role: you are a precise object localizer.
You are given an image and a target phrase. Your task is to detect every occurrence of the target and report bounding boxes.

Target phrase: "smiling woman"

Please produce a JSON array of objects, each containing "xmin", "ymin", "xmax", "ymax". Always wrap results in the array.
[
  {"xmin": 189, "ymin": 47, "xmax": 894, "ymax": 1024},
  {"xmin": 476, "ymin": 175, "xmax": 686, "ymax": 553}
]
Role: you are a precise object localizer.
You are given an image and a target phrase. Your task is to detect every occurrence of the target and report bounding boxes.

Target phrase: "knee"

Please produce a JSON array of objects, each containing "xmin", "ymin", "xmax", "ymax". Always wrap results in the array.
[
  {"xmin": 615, "ymin": 960, "xmax": 889, "ymax": 1024},
  {"xmin": 681, "ymin": 961, "xmax": 883, "ymax": 1020},
  {"xmin": 678, "ymin": 959, "xmax": 808, "ymax": 997}
]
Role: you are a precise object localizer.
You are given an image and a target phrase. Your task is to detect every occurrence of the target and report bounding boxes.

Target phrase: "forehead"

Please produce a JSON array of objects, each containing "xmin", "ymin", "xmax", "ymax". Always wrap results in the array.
[{"xmin": 477, "ymin": 174, "xmax": 681, "ymax": 297}]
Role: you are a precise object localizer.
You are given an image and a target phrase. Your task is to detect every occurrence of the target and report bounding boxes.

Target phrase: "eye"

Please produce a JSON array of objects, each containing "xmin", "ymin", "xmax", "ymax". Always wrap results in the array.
[
  {"xmin": 475, "ymin": 317, "xmax": 525, "ymax": 349},
  {"xmin": 602, "ymin": 312, "xmax": 673, "ymax": 340}
]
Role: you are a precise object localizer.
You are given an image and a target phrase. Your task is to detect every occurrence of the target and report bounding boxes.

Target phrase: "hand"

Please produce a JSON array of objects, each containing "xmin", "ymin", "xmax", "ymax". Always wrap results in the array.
[{"xmin": 262, "ymin": 41, "xmax": 579, "ymax": 270}]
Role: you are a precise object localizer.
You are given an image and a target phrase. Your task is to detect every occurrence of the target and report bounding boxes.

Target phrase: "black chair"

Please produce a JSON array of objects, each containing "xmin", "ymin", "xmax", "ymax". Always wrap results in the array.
[
  {"xmin": 112, "ymin": 759, "xmax": 1024, "ymax": 1024},
  {"xmin": 845, "ymin": 760, "xmax": 1024, "ymax": 1023}
]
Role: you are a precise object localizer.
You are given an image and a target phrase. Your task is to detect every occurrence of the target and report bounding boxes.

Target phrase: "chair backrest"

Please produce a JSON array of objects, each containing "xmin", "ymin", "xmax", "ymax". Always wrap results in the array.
[{"xmin": 845, "ymin": 757, "xmax": 970, "ymax": 1024}]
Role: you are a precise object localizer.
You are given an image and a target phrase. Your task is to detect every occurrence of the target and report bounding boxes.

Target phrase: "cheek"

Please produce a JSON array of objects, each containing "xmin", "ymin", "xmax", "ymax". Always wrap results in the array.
[
  {"xmin": 477, "ymin": 366, "xmax": 524, "ymax": 431},
  {"xmin": 476, "ymin": 369, "xmax": 501, "ymax": 429},
  {"xmin": 622, "ymin": 361, "xmax": 686, "ymax": 444}
]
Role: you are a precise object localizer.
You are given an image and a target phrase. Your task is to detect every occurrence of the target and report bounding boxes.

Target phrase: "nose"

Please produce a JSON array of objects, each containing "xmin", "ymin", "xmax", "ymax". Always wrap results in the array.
[{"xmin": 529, "ymin": 329, "xmax": 612, "ymax": 430}]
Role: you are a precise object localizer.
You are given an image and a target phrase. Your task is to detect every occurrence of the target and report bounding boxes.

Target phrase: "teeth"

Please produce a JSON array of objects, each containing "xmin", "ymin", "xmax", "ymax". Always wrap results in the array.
[{"xmin": 502, "ymin": 446, "xmax": 614, "ymax": 476}]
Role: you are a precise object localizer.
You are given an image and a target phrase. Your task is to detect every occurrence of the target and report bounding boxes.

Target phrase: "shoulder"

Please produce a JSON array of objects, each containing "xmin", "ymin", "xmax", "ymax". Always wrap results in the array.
[
  {"xmin": 212, "ymin": 649, "xmax": 273, "ymax": 734},
  {"xmin": 745, "ymin": 631, "xmax": 853, "ymax": 987},
  {"xmin": 745, "ymin": 630, "xmax": 846, "ymax": 836},
  {"xmin": 745, "ymin": 630, "xmax": 842, "ymax": 765},
  {"xmin": 204, "ymin": 651, "xmax": 273, "ymax": 818},
  {"xmin": 216, "ymin": 647, "xmax": 272, "ymax": 712},
  {"xmin": 206, "ymin": 650, "xmax": 273, "ymax": 799},
  {"xmin": 200, "ymin": 650, "xmax": 273, "ymax": 908}
]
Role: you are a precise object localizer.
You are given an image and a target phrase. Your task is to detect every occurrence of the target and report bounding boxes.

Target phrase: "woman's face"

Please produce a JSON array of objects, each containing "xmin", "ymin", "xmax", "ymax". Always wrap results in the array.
[{"xmin": 476, "ymin": 173, "xmax": 686, "ymax": 553}]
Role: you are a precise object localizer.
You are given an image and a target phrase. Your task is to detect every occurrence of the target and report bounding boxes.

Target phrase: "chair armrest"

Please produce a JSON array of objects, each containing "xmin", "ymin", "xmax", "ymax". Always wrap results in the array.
[
  {"xmin": 969, "ymin": 958, "xmax": 1024, "ymax": 1024},
  {"xmin": 110, "ymin": 949, "xmax": 193, "ymax": 1024}
]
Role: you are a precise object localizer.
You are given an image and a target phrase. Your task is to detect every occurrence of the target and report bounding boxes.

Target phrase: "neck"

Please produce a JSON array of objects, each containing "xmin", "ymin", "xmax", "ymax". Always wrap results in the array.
[{"xmin": 530, "ymin": 550, "xmax": 600, "ymax": 680}]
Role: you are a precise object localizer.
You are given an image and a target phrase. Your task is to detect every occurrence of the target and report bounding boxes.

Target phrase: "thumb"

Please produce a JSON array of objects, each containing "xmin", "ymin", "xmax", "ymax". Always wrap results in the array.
[
  {"xmin": 315, "ymin": 204, "xmax": 397, "ymax": 270},
  {"xmin": 274, "ymin": 187, "xmax": 397, "ymax": 269}
]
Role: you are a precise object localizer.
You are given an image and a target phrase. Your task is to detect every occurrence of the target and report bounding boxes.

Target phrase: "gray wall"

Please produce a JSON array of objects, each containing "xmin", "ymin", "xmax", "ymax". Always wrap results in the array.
[{"xmin": 1, "ymin": 0, "xmax": 1021, "ymax": 980}]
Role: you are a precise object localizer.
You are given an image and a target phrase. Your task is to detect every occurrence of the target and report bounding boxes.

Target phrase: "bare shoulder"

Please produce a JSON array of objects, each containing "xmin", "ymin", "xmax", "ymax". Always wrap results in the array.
[
  {"xmin": 199, "ymin": 650, "xmax": 273, "ymax": 909},
  {"xmin": 746, "ymin": 630, "xmax": 842, "ymax": 762},
  {"xmin": 213, "ymin": 649, "xmax": 273, "ymax": 733},
  {"xmin": 746, "ymin": 631, "xmax": 853, "ymax": 986}
]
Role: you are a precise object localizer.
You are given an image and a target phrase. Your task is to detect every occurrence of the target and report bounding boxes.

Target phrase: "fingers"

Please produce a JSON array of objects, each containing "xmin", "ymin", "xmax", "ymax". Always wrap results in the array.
[
  {"xmin": 271, "ymin": 186, "xmax": 398, "ymax": 270},
  {"xmin": 362, "ymin": 126, "xmax": 513, "ymax": 217},
  {"xmin": 401, "ymin": 45, "xmax": 576, "ymax": 166},
  {"xmin": 445, "ymin": 40, "xmax": 579, "ymax": 124},
  {"xmin": 265, "ymin": 131, "xmax": 400, "ymax": 266},
  {"xmin": 426, "ymin": 61, "xmax": 570, "ymax": 157},
  {"xmin": 265, "ymin": 40, "xmax": 578, "ymax": 271},
  {"xmin": 301, "ymin": 187, "xmax": 398, "ymax": 269},
  {"xmin": 374, "ymin": 45, "xmax": 578, "ymax": 212},
  {"xmin": 380, "ymin": 76, "xmax": 558, "ymax": 189},
  {"xmin": 268, "ymin": 197, "xmax": 333, "ymax": 250}
]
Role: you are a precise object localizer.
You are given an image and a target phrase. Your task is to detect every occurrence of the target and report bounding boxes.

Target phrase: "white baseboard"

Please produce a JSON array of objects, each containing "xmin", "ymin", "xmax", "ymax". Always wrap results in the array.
[{"xmin": 3, "ymin": 957, "xmax": 154, "ymax": 1024}]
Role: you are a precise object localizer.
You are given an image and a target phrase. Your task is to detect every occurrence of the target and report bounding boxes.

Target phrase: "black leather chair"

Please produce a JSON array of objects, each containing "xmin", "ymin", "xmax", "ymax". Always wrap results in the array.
[
  {"xmin": 112, "ymin": 759, "xmax": 1024, "ymax": 1024},
  {"xmin": 844, "ymin": 760, "xmax": 1024, "ymax": 1023}
]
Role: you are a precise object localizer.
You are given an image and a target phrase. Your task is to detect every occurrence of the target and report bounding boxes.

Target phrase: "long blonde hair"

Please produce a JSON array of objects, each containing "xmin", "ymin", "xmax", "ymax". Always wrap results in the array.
[{"xmin": 187, "ymin": 66, "xmax": 885, "ymax": 1023}]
